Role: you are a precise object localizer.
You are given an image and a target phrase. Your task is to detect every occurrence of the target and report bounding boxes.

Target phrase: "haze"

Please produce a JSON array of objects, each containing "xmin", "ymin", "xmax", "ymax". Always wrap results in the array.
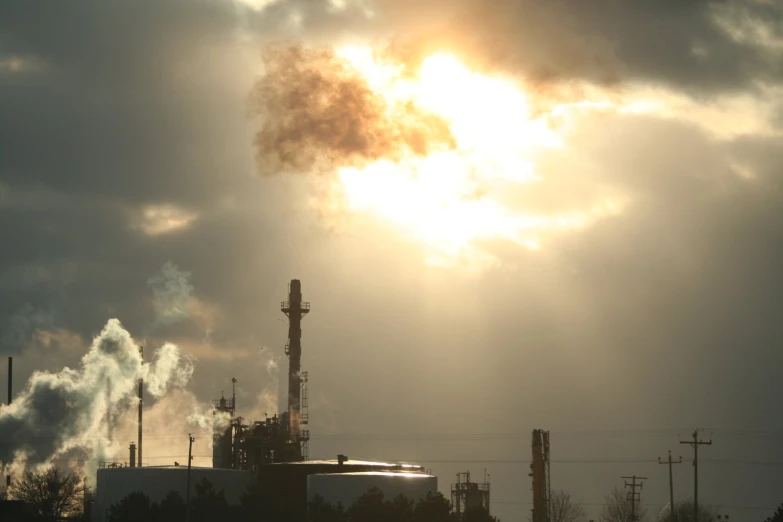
[{"xmin": 2, "ymin": 1, "xmax": 783, "ymax": 521}]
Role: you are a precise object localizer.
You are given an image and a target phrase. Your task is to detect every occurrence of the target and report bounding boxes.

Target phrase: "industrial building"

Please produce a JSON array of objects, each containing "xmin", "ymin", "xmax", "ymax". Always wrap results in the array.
[{"xmin": 90, "ymin": 280, "xmax": 446, "ymax": 522}]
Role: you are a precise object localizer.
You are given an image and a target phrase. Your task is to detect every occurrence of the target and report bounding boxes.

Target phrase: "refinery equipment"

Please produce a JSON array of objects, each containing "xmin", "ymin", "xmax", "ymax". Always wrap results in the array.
[
  {"xmin": 212, "ymin": 280, "xmax": 311, "ymax": 469},
  {"xmin": 451, "ymin": 470, "xmax": 491, "ymax": 516},
  {"xmin": 530, "ymin": 429, "xmax": 552, "ymax": 522}
]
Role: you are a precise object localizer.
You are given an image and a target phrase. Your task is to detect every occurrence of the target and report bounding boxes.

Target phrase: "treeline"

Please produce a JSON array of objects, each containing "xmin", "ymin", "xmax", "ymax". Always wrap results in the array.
[{"xmin": 105, "ymin": 478, "xmax": 499, "ymax": 522}]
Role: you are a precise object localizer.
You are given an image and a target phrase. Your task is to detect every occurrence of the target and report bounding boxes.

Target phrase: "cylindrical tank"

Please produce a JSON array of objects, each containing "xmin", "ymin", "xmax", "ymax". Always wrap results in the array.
[
  {"xmin": 307, "ymin": 471, "xmax": 437, "ymax": 509},
  {"xmin": 95, "ymin": 467, "xmax": 253, "ymax": 522}
]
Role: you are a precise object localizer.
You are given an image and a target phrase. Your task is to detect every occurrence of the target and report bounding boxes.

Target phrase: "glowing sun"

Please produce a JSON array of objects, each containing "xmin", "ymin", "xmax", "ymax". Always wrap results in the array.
[{"xmin": 308, "ymin": 47, "xmax": 625, "ymax": 265}]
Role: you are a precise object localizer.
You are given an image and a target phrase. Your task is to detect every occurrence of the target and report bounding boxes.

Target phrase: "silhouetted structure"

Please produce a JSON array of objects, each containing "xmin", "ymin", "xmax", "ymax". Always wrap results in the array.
[
  {"xmin": 212, "ymin": 280, "xmax": 311, "ymax": 469},
  {"xmin": 452, "ymin": 470, "xmax": 490, "ymax": 517},
  {"xmin": 531, "ymin": 429, "xmax": 551, "ymax": 522}
]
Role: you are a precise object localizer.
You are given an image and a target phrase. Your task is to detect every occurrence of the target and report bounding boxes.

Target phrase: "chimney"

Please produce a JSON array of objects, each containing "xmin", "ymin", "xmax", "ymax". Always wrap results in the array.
[
  {"xmin": 138, "ymin": 347, "xmax": 143, "ymax": 468},
  {"xmin": 129, "ymin": 443, "xmax": 137, "ymax": 468},
  {"xmin": 6, "ymin": 357, "xmax": 10, "ymax": 495}
]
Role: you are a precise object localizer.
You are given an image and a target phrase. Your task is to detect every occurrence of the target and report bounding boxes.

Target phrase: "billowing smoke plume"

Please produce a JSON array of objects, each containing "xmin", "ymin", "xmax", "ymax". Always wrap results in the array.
[
  {"xmin": 250, "ymin": 45, "xmax": 456, "ymax": 175},
  {"xmin": 0, "ymin": 319, "xmax": 193, "ymax": 469},
  {"xmin": 147, "ymin": 262, "xmax": 194, "ymax": 329}
]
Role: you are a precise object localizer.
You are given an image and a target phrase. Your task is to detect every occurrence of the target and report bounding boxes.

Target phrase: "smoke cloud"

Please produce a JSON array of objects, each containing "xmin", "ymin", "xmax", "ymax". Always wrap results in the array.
[
  {"xmin": 147, "ymin": 262, "xmax": 194, "ymax": 329},
  {"xmin": 250, "ymin": 44, "xmax": 456, "ymax": 175},
  {"xmin": 0, "ymin": 319, "xmax": 193, "ymax": 470},
  {"xmin": 246, "ymin": 348, "xmax": 281, "ymax": 420}
]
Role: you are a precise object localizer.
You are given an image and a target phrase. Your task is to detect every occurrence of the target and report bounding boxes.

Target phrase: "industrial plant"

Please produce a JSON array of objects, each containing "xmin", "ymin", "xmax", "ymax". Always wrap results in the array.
[
  {"xmin": 0, "ymin": 280, "xmax": 546, "ymax": 521},
  {"xmin": 87, "ymin": 280, "xmax": 465, "ymax": 521}
]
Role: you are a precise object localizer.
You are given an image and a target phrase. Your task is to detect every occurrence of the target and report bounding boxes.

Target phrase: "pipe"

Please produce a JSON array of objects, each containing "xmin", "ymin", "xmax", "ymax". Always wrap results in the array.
[
  {"xmin": 138, "ymin": 347, "xmax": 143, "ymax": 468},
  {"xmin": 130, "ymin": 443, "xmax": 137, "ymax": 468},
  {"xmin": 6, "ymin": 357, "xmax": 10, "ymax": 495}
]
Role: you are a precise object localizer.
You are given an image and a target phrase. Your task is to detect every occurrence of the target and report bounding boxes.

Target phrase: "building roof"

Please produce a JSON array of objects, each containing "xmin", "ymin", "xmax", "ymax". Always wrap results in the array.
[
  {"xmin": 278, "ymin": 459, "xmax": 422, "ymax": 469},
  {"xmin": 311, "ymin": 471, "xmax": 434, "ymax": 478}
]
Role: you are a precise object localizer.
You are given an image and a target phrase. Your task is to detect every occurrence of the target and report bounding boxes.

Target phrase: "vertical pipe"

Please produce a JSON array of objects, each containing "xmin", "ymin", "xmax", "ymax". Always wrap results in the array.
[
  {"xmin": 668, "ymin": 452, "xmax": 675, "ymax": 522},
  {"xmin": 6, "ymin": 357, "xmax": 11, "ymax": 495},
  {"xmin": 287, "ymin": 280, "xmax": 302, "ymax": 442},
  {"xmin": 186, "ymin": 435, "xmax": 194, "ymax": 522},
  {"xmin": 138, "ymin": 347, "xmax": 143, "ymax": 468},
  {"xmin": 129, "ymin": 443, "xmax": 136, "ymax": 468}
]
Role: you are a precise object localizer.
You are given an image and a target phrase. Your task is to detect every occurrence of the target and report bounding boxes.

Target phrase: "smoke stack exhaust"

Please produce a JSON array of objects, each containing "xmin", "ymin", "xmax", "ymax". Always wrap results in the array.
[{"xmin": 130, "ymin": 442, "xmax": 137, "ymax": 467}]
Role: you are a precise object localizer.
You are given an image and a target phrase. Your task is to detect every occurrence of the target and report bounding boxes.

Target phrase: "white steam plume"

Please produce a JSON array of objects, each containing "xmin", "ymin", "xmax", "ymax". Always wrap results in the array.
[
  {"xmin": 0, "ymin": 319, "xmax": 193, "ymax": 470},
  {"xmin": 147, "ymin": 262, "xmax": 194, "ymax": 329},
  {"xmin": 246, "ymin": 348, "xmax": 281, "ymax": 420}
]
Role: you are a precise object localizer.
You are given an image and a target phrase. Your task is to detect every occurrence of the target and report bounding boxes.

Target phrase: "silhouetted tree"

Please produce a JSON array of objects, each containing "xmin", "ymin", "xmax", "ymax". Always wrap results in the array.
[
  {"xmin": 390, "ymin": 493, "xmax": 415, "ymax": 522},
  {"xmin": 309, "ymin": 494, "xmax": 346, "ymax": 522},
  {"xmin": 238, "ymin": 481, "xmax": 283, "ymax": 522},
  {"xmin": 658, "ymin": 500, "xmax": 717, "ymax": 522},
  {"xmin": 413, "ymin": 492, "xmax": 454, "ymax": 522},
  {"xmin": 155, "ymin": 490, "xmax": 186, "ymax": 522},
  {"xmin": 764, "ymin": 504, "xmax": 783, "ymax": 522},
  {"xmin": 551, "ymin": 490, "xmax": 587, "ymax": 522},
  {"xmin": 600, "ymin": 487, "xmax": 647, "ymax": 522},
  {"xmin": 463, "ymin": 505, "xmax": 500, "ymax": 522},
  {"xmin": 107, "ymin": 491, "xmax": 153, "ymax": 522},
  {"xmin": 10, "ymin": 466, "xmax": 84, "ymax": 518},
  {"xmin": 190, "ymin": 477, "xmax": 230, "ymax": 522},
  {"xmin": 347, "ymin": 487, "xmax": 391, "ymax": 522}
]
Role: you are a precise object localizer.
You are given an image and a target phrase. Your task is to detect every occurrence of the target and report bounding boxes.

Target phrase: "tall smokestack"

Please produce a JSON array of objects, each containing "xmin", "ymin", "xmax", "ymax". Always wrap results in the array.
[
  {"xmin": 129, "ymin": 442, "xmax": 137, "ymax": 468},
  {"xmin": 6, "ymin": 357, "xmax": 10, "ymax": 496},
  {"xmin": 138, "ymin": 347, "xmax": 143, "ymax": 468},
  {"xmin": 281, "ymin": 280, "xmax": 309, "ymax": 447}
]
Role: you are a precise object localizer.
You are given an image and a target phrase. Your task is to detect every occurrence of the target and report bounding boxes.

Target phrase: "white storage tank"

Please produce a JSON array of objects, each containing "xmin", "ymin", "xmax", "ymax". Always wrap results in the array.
[
  {"xmin": 307, "ymin": 471, "xmax": 438, "ymax": 509},
  {"xmin": 93, "ymin": 466, "xmax": 254, "ymax": 522}
]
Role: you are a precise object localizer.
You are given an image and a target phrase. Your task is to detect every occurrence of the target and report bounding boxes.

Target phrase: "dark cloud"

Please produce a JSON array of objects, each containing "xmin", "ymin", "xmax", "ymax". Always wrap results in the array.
[
  {"xmin": 1, "ymin": 1, "xmax": 783, "ymax": 520},
  {"xmin": 251, "ymin": 0, "xmax": 783, "ymax": 94}
]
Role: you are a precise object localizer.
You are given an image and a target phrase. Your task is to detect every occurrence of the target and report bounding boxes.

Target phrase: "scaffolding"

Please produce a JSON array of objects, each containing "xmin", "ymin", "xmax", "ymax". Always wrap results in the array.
[{"xmin": 451, "ymin": 470, "xmax": 491, "ymax": 517}]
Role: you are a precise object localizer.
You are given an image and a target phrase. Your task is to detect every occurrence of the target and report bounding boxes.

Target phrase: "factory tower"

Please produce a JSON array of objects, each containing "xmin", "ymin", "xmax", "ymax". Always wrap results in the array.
[{"xmin": 282, "ymin": 279, "xmax": 310, "ymax": 455}]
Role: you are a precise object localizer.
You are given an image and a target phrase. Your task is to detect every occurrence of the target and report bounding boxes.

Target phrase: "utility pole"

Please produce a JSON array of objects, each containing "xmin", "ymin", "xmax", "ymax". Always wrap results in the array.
[
  {"xmin": 621, "ymin": 475, "xmax": 647, "ymax": 522},
  {"xmin": 659, "ymin": 451, "xmax": 683, "ymax": 522},
  {"xmin": 186, "ymin": 434, "xmax": 195, "ymax": 522},
  {"xmin": 680, "ymin": 430, "xmax": 712, "ymax": 522}
]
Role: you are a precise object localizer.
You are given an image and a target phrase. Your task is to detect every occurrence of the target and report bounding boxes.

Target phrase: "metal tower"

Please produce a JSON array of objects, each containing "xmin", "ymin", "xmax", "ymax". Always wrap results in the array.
[
  {"xmin": 451, "ymin": 470, "xmax": 491, "ymax": 517},
  {"xmin": 211, "ymin": 378, "xmax": 236, "ymax": 469},
  {"xmin": 281, "ymin": 279, "xmax": 310, "ymax": 456},
  {"xmin": 531, "ymin": 429, "xmax": 551, "ymax": 522}
]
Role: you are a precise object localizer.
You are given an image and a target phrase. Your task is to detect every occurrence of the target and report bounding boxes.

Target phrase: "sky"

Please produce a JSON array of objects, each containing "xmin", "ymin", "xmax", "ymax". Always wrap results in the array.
[{"xmin": 1, "ymin": 0, "xmax": 783, "ymax": 520}]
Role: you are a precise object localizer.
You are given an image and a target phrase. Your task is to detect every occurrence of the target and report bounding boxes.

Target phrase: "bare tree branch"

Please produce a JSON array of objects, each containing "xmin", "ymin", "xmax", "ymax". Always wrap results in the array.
[
  {"xmin": 10, "ymin": 466, "xmax": 84, "ymax": 517},
  {"xmin": 551, "ymin": 490, "xmax": 588, "ymax": 522},
  {"xmin": 600, "ymin": 486, "xmax": 648, "ymax": 522}
]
